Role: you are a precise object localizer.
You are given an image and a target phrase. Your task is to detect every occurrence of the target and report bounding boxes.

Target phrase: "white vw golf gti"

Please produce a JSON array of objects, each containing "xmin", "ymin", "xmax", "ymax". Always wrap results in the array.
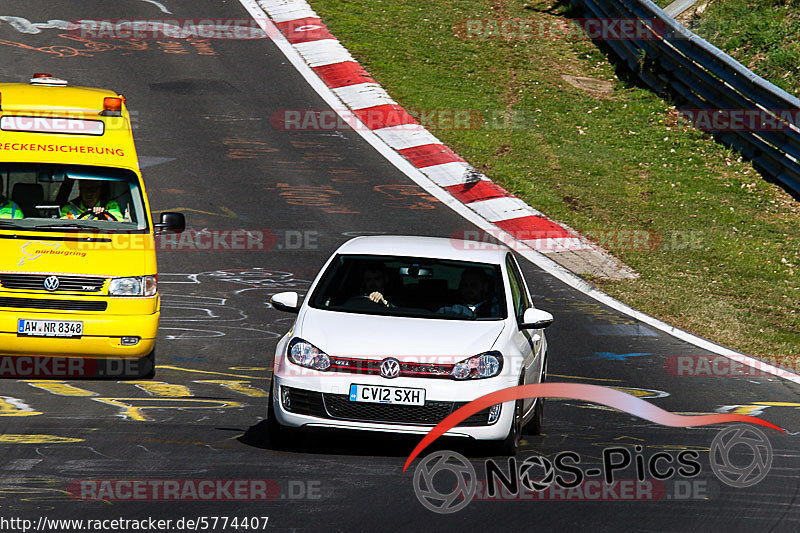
[{"xmin": 268, "ymin": 236, "xmax": 553, "ymax": 454}]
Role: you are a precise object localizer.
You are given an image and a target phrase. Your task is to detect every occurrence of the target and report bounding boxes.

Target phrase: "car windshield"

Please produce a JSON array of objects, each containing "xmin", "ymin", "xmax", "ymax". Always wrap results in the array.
[
  {"xmin": 0, "ymin": 163, "xmax": 147, "ymax": 231},
  {"xmin": 309, "ymin": 254, "xmax": 507, "ymax": 320}
]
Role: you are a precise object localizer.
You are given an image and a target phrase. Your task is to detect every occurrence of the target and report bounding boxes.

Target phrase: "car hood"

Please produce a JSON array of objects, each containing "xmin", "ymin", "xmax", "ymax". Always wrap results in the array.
[
  {"xmin": 0, "ymin": 233, "xmax": 155, "ymax": 277},
  {"xmin": 296, "ymin": 307, "xmax": 506, "ymax": 358}
]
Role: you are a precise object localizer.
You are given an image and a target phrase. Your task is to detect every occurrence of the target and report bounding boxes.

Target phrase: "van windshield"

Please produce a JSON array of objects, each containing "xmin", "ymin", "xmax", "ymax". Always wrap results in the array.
[{"xmin": 0, "ymin": 163, "xmax": 147, "ymax": 231}]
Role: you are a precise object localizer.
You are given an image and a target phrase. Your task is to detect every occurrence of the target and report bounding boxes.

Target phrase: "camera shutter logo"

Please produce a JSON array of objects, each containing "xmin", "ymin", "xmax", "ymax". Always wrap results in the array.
[
  {"xmin": 413, "ymin": 451, "xmax": 477, "ymax": 513},
  {"xmin": 43, "ymin": 276, "xmax": 60, "ymax": 291},
  {"xmin": 380, "ymin": 358, "xmax": 401, "ymax": 379},
  {"xmin": 519, "ymin": 455, "xmax": 555, "ymax": 492},
  {"xmin": 710, "ymin": 424, "xmax": 772, "ymax": 488}
]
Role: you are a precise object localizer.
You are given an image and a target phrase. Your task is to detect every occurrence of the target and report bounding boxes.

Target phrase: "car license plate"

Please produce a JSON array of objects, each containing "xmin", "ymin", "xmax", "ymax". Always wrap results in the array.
[
  {"xmin": 349, "ymin": 384, "xmax": 425, "ymax": 406},
  {"xmin": 17, "ymin": 319, "xmax": 83, "ymax": 338}
]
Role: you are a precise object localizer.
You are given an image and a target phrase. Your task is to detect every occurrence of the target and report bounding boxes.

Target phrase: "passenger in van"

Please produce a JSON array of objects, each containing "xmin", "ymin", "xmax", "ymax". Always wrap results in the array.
[
  {"xmin": 60, "ymin": 180, "xmax": 123, "ymax": 221},
  {"xmin": 0, "ymin": 183, "xmax": 23, "ymax": 219}
]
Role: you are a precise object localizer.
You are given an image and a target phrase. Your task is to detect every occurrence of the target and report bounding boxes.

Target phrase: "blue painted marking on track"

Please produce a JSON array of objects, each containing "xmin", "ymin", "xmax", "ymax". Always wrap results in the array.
[{"xmin": 587, "ymin": 352, "xmax": 652, "ymax": 361}]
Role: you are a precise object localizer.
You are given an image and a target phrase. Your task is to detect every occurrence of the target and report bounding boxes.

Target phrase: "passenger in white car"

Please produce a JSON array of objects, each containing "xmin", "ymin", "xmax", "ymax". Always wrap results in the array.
[{"xmin": 438, "ymin": 268, "xmax": 501, "ymax": 318}]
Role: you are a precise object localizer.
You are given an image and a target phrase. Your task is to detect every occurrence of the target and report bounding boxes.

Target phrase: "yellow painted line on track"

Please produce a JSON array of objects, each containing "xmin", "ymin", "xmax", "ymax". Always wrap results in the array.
[
  {"xmin": 24, "ymin": 381, "xmax": 96, "ymax": 397},
  {"xmin": 196, "ymin": 380, "xmax": 268, "ymax": 397},
  {"xmin": 128, "ymin": 381, "xmax": 192, "ymax": 397},
  {"xmin": 157, "ymin": 365, "xmax": 266, "ymax": 380},
  {"xmin": 151, "ymin": 206, "xmax": 237, "ymax": 218},
  {"xmin": 550, "ymin": 374, "xmax": 621, "ymax": 382},
  {"xmin": 0, "ymin": 435, "xmax": 83, "ymax": 444},
  {"xmin": 0, "ymin": 397, "xmax": 41, "ymax": 417},
  {"xmin": 93, "ymin": 397, "xmax": 245, "ymax": 421}
]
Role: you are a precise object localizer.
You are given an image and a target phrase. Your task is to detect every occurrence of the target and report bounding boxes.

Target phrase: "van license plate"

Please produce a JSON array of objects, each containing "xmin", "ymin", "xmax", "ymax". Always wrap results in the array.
[{"xmin": 17, "ymin": 319, "xmax": 83, "ymax": 338}]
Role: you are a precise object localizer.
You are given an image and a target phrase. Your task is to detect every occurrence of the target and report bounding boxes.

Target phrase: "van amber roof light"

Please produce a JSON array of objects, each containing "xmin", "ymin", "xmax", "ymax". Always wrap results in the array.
[
  {"xmin": 101, "ymin": 96, "xmax": 123, "ymax": 117},
  {"xmin": 33, "ymin": 73, "xmax": 52, "ymax": 78}
]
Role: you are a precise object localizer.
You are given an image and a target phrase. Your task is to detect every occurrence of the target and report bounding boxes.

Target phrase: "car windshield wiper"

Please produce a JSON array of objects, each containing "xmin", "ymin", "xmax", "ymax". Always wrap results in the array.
[{"xmin": 31, "ymin": 223, "xmax": 94, "ymax": 230}]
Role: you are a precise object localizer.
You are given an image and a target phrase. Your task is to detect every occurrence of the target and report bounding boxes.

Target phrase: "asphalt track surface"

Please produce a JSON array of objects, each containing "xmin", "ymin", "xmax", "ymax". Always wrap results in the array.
[{"xmin": 0, "ymin": 1, "xmax": 798, "ymax": 531}]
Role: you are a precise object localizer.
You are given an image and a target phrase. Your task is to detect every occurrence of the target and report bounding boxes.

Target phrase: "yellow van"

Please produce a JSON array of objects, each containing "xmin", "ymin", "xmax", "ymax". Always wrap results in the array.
[{"xmin": 0, "ymin": 74, "xmax": 184, "ymax": 379}]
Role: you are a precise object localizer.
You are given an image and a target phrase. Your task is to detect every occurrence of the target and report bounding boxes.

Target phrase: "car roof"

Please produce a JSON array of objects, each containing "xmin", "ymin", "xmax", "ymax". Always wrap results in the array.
[{"xmin": 335, "ymin": 235, "xmax": 510, "ymax": 265}]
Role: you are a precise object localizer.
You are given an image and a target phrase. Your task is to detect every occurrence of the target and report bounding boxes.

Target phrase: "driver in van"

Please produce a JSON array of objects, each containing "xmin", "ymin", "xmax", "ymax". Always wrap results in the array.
[{"xmin": 60, "ymin": 180, "xmax": 123, "ymax": 221}]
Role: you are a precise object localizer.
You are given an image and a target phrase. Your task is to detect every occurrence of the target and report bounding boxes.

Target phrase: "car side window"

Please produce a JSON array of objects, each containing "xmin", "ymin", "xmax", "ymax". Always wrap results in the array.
[{"xmin": 506, "ymin": 254, "xmax": 530, "ymax": 319}]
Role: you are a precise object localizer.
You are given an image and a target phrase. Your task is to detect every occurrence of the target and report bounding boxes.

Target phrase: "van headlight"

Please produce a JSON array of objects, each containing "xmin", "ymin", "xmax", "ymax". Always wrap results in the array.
[
  {"xmin": 451, "ymin": 351, "xmax": 503, "ymax": 380},
  {"xmin": 109, "ymin": 275, "xmax": 157, "ymax": 297},
  {"xmin": 288, "ymin": 338, "xmax": 331, "ymax": 371}
]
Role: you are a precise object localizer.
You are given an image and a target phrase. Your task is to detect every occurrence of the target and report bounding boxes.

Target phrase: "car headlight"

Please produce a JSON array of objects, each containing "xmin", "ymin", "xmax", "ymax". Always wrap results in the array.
[
  {"xmin": 108, "ymin": 275, "xmax": 157, "ymax": 297},
  {"xmin": 288, "ymin": 338, "xmax": 331, "ymax": 371},
  {"xmin": 451, "ymin": 351, "xmax": 503, "ymax": 380}
]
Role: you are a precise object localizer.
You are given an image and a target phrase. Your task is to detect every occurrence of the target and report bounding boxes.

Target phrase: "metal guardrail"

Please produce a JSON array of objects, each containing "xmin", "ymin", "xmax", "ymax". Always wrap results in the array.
[{"xmin": 569, "ymin": 0, "xmax": 800, "ymax": 196}]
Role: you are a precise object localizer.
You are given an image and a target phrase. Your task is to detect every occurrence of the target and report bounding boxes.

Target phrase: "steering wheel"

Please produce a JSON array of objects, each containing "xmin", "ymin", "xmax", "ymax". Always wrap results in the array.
[{"xmin": 77, "ymin": 210, "xmax": 118, "ymax": 221}]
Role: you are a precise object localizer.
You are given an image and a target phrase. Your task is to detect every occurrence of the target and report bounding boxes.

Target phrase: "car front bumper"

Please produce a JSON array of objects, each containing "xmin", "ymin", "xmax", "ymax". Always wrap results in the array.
[{"xmin": 271, "ymin": 370, "xmax": 519, "ymax": 441}]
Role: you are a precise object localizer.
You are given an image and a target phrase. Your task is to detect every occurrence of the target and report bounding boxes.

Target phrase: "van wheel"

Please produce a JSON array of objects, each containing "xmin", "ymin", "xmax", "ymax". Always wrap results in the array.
[{"xmin": 137, "ymin": 350, "xmax": 155, "ymax": 379}]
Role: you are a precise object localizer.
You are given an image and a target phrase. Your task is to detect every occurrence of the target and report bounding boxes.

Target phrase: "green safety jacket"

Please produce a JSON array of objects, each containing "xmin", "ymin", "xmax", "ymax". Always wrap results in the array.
[{"xmin": 0, "ymin": 201, "xmax": 23, "ymax": 219}]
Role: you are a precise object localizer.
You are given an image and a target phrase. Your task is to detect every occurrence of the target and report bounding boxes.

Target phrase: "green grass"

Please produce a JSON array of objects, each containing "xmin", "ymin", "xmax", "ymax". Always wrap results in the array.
[
  {"xmin": 307, "ymin": 0, "xmax": 800, "ymax": 364},
  {"xmin": 691, "ymin": 0, "xmax": 800, "ymax": 97},
  {"xmin": 650, "ymin": 0, "xmax": 799, "ymax": 97}
]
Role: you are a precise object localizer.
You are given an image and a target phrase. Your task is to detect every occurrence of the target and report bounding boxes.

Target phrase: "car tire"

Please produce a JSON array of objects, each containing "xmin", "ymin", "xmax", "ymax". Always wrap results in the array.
[
  {"xmin": 267, "ymin": 385, "xmax": 295, "ymax": 449},
  {"xmin": 137, "ymin": 350, "xmax": 155, "ymax": 379},
  {"xmin": 486, "ymin": 377, "xmax": 525, "ymax": 456},
  {"xmin": 523, "ymin": 397, "xmax": 544, "ymax": 436},
  {"xmin": 523, "ymin": 353, "xmax": 546, "ymax": 436}
]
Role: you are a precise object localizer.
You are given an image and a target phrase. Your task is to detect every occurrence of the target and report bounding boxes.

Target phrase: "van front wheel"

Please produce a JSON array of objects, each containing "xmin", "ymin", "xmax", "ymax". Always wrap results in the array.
[{"xmin": 137, "ymin": 350, "xmax": 155, "ymax": 379}]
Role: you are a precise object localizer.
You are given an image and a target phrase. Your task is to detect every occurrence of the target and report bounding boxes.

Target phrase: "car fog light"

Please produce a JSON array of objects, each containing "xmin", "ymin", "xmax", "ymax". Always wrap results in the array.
[
  {"xmin": 281, "ymin": 387, "xmax": 291, "ymax": 410},
  {"xmin": 121, "ymin": 336, "xmax": 140, "ymax": 346},
  {"xmin": 488, "ymin": 403, "xmax": 502, "ymax": 424}
]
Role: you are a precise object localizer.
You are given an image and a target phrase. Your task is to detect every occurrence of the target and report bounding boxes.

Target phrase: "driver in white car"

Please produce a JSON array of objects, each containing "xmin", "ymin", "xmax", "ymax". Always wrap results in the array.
[
  {"xmin": 360, "ymin": 263, "xmax": 396, "ymax": 307},
  {"xmin": 61, "ymin": 180, "xmax": 123, "ymax": 220}
]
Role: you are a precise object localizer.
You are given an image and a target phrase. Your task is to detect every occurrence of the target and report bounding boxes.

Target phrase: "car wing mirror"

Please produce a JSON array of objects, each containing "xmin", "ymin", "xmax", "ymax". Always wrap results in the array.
[
  {"xmin": 271, "ymin": 291, "xmax": 301, "ymax": 313},
  {"xmin": 519, "ymin": 308, "xmax": 553, "ymax": 329}
]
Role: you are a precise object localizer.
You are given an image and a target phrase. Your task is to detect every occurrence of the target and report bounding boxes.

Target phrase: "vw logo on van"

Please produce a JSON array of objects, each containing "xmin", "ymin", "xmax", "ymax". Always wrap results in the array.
[
  {"xmin": 43, "ymin": 276, "xmax": 60, "ymax": 291},
  {"xmin": 380, "ymin": 358, "xmax": 401, "ymax": 379}
]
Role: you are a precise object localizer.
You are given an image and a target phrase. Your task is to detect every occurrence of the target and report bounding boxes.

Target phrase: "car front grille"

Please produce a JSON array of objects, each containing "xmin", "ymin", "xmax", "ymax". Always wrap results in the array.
[
  {"xmin": 0, "ymin": 296, "xmax": 107, "ymax": 312},
  {"xmin": 328, "ymin": 356, "xmax": 455, "ymax": 379},
  {"xmin": 0, "ymin": 274, "xmax": 106, "ymax": 293},
  {"xmin": 281, "ymin": 387, "xmax": 492, "ymax": 426}
]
